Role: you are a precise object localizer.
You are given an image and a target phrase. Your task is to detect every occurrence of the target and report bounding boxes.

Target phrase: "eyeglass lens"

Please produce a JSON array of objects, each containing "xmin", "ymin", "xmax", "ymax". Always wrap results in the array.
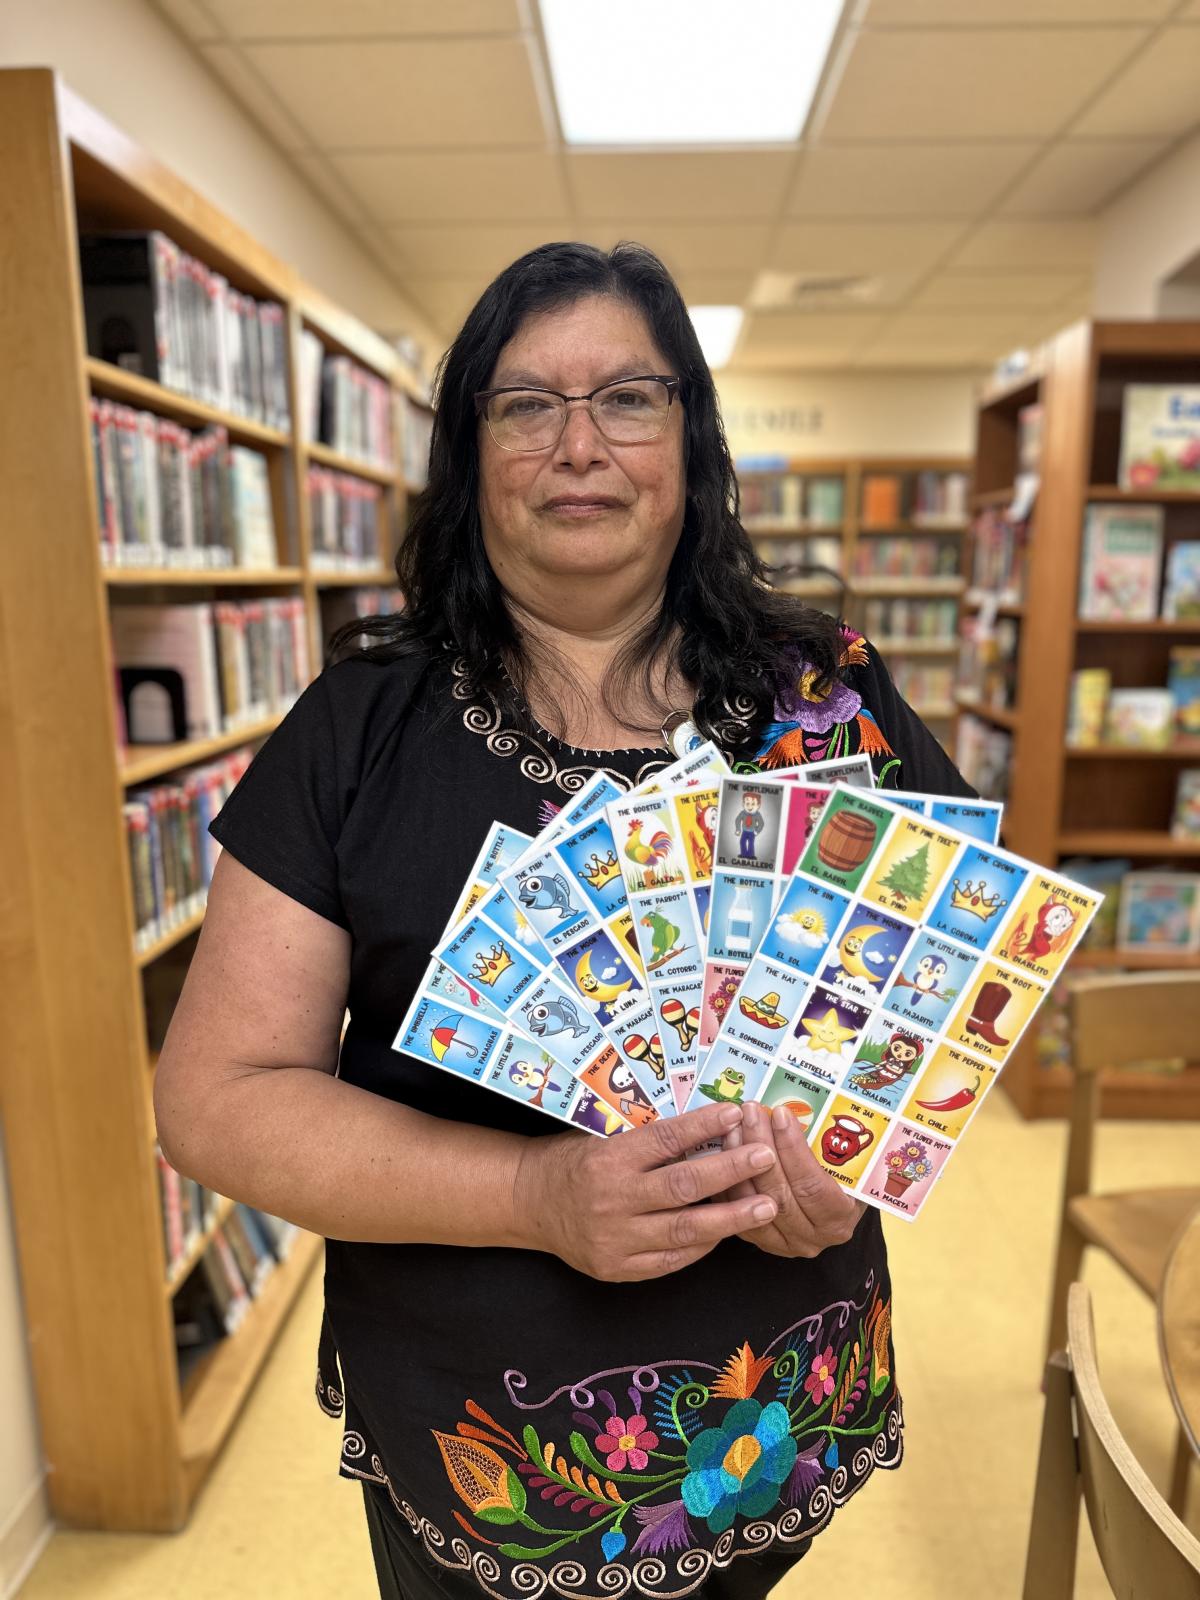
[{"xmin": 485, "ymin": 378, "xmax": 671, "ymax": 451}]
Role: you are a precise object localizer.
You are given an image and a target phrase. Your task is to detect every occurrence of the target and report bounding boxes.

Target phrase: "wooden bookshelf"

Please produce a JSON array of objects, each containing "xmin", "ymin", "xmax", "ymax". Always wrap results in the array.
[
  {"xmin": 0, "ymin": 69, "xmax": 423, "ymax": 1532},
  {"xmin": 735, "ymin": 455, "xmax": 970, "ymax": 750},
  {"xmin": 958, "ymin": 316, "xmax": 1200, "ymax": 1121}
]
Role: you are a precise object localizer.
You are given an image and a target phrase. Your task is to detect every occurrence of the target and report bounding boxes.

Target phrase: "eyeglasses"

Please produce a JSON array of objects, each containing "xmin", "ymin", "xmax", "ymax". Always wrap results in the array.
[{"xmin": 474, "ymin": 375, "xmax": 680, "ymax": 452}]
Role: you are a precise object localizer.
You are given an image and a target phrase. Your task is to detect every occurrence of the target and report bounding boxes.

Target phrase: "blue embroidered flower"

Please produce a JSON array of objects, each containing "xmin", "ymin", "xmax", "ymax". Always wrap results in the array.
[{"xmin": 680, "ymin": 1399, "xmax": 798, "ymax": 1534}]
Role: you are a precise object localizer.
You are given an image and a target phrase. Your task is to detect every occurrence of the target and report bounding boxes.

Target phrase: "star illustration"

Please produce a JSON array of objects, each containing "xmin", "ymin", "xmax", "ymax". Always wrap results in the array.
[{"xmin": 800, "ymin": 1007, "xmax": 858, "ymax": 1055}]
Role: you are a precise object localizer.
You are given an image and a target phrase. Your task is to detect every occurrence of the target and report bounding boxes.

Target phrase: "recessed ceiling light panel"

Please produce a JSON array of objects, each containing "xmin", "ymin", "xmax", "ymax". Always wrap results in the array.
[
  {"xmin": 689, "ymin": 305, "xmax": 744, "ymax": 369},
  {"xmin": 540, "ymin": 0, "xmax": 844, "ymax": 146}
]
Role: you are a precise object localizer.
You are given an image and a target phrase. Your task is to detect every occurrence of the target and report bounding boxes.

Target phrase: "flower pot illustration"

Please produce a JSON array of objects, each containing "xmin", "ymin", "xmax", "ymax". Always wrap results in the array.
[
  {"xmin": 816, "ymin": 811, "xmax": 877, "ymax": 874},
  {"xmin": 820, "ymin": 1114, "xmax": 874, "ymax": 1167},
  {"xmin": 884, "ymin": 1171, "xmax": 913, "ymax": 1198},
  {"xmin": 964, "ymin": 979, "xmax": 1012, "ymax": 1048}
]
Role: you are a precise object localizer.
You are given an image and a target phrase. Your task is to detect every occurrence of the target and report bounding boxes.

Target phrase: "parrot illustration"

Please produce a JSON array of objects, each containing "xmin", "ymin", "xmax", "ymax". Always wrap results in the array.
[{"xmin": 640, "ymin": 909, "xmax": 682, "ymax": 970}]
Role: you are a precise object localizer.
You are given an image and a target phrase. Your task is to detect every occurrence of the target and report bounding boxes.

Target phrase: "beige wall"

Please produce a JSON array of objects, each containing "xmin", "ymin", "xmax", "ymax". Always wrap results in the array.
[
  {"xmin": 0, "ymin": 0, "xmax": 437, "ymax": 1583},
  {"xmin": 1093, "ymin": 127, "xmax": 1200, "ymax": 319},
  {"xmin": 717, "ymin": 369, "xmax": 979, "ymax": 460}
]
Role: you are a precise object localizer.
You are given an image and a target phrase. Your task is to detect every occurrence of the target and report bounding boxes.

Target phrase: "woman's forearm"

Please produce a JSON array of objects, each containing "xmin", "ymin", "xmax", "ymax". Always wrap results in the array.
[{"xmin": 155, "ymin": 1062, "xmax": 541, "ymax": 1248}]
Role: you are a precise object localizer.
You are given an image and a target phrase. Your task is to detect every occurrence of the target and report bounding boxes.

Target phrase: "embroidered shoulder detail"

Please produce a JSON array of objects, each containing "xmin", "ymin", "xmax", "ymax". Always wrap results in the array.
[
  {"xmin": 755, "ymin": 628, "xmax": 900, "ymax": 782},
  {"xmin": 451, "ymin": 657, "xmax": 671, "ymax": 795},
  {"xmin": 342, "ymin": 1278, "xmax": 902, "ymax": 1598}
]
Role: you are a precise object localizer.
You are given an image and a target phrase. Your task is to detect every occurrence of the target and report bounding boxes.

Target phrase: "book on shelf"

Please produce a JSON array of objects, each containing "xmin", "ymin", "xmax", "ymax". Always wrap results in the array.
[
  {"xmin": 758, "ymin": 536, "xmax": 841, "ymax": 573},
  {"xmin": 1057, "ymin": 857, "xmax": 1131, "ymax": 951},
  {"xmin": 1167, "ymin": 645, "xmax": 1200, "ymax": 738},
  {"xmin": 1119, "ymin": 385, "xmax": 1200, "ymax": 491},
  {"xmin": 1077, "ymin": 503, "xmax": 1164, "ymax": 621},
  {"xmin": 1173, "ymin": 770, "xmax": 1200, "ymax": 839},
  {"xmin": 1116, "ymin": 871, "xmax": 1200, "ymax": 954},
  {"xmin": 860, "ymin": 473, "xmax": 902, "ymax": 527},
  {"xmin": 954, "ymin": 714, "xmax": 1011, "ymax": 801},
  {"xmin": 399, "ymin": 395, "xmax": 434, "ymax": 491},
  {"xmin": 1103, "ymin": 687, "xmax": 1175, "ymax": 749},
  {"xmin": 1065, "ymin": 668, "xmax": 1111, "ymax": 748},
  {"xmin": 1163, "ymin": 541, "xmax": 1200, "ymax": 621},
  {"xmin": 1017, "ymin": 404, "xmax": 1043, "ymax": 473},
  {"xmin": 968, "ymin": 507, "xmax": 1027, "ymax": 602},
  {"xmin": 321, "ymin": 585, "xmax": 404, "ymax": 651},
  {"xmin": 306, "ymin": 467, "xmax": 382, "ymax": 570},
  {"xmin": 889, "ymin": 660, "xmax": 954, "ymax": 710},
  {"xmin": 851, "ymin": 535, "xmax": 959, "ymax": 580},
  {"xmin": 805, "ymin": 476, "xmax": 844, "ymax": 528},
  {"xmin": 79, "ymin": 231, "xmax": 289, "ymax": 428},
  {"xmin": 738, "ymin": 472, "xmax": 803, "ymax": 528},
  {"xmin": 297, "ymin": 330, "xmax": 395, "ymax": 468},
  {"xmin": 89, "ymin": 400, "xmax": 278, "ymax": 569},
  {"xmin": 911, "ymin": 470, "xmax": 968, "ymax": 527},
  {"xmin": 861, "ymin": 596, "xmax": 958, "ymax": 643},
  {"xmin": 957, "ymin": 614, "xmax": 1020, "ymax": 713}
]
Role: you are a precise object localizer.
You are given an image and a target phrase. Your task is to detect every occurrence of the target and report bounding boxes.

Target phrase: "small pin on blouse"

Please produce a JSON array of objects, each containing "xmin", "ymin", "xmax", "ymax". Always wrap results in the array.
[{"xmin": 662, "ymin": 711, "xmax": 703, "ymax": 759}]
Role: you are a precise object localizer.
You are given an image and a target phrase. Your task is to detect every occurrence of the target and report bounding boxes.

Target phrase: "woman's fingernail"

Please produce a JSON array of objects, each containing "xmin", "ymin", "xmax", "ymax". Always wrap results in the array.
[
  {"xmin": 749, "ymin": 1145, "xmax": 775, "ymax": 1169},
  {"xmin": 752, "ymin": 1200, "xmax": 776, "ymax": 1222},
  {"xmin": 772, "ymin": 1106, "xmax": 792, "ymax": 1134},
  {"xmin": 719, "ymin": 1105, "xmax": 742, "ymax": 1128}
]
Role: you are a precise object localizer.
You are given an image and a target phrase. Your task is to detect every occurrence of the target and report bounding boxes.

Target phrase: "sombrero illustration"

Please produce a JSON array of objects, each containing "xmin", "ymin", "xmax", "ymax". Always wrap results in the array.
[
  {"xmin": 430, "ymin": 1014, "xmax": 479, "ymax": 1062},
  {"xmin": 738, "ymin": 990, "xmax": 788, "ymax": 1029}
]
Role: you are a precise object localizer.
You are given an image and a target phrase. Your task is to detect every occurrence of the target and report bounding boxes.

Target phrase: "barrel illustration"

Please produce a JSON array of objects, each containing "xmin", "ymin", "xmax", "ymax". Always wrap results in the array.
[{"xmin": 817, "ymin": 809, "xmax": 877, "ymax": 873}]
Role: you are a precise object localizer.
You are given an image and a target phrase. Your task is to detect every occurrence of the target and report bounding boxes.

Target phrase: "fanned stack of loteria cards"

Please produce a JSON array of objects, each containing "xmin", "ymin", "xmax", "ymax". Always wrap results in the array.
[{"xmin": 392, "ymin": 751, "xmax": 1102, "ymax": 1221}]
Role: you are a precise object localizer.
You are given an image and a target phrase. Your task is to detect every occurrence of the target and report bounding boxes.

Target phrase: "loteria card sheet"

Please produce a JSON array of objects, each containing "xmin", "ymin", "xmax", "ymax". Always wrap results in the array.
[
  {"xmin": 699, "ymin": 757, "xmax": 878, "ymax": 1058},
  {"xmin": 685, "ymin": 783, "xmax": 1100, "ymax": 1221}
]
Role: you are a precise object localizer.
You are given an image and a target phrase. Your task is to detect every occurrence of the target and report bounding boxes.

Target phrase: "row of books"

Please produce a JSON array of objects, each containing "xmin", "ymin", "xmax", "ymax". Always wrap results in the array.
[
  {"xmin": 321, "ymin": 585, "xmax": 404, "ymax": 650},
  {"xmin": 297, "ymin": 331, "xmax": 395, "ymax": 468},
  {"xmin": 851, "ymin": 534, "xmax": 960, "ymax": 579},
  {"xmin": 758, "ymin": 536, "xmax": 842, "ymax": 574},
  {"xmin": 1064, "ymin": 859, "xmax": 1200, "ymax": 954},
  {"xmin": 399, "ymin": 395, "xmax": 434, "ymax": 492},
  {"xmin": 1078, "ymin": 507, "xmax": 1200, "ymax": 622},
  {"xmin": 169, "ymin": 1194, "xmax": 297, "ymax": 1370},
  {"xmin": 80, "ymin": 231, "xmax": 290, "ymax": 428},
  {"xmin": 738, "ymin": 473, "xmax": 844, "ymax": 529},
  {"xmin": 860, "ymin": 596, "xmax": 959, "ymax": 641},
  {"xmin": 891, "ymin": 660, "xmax": 955, "ymax": 711},
  {"xmin": 1066, "ymin": 649, "xmax": 1200, "ymax": 749},
  {"xmin": 968, "ymin": 507, "xmax": 1029, "ymax": 602},
  {"xmin": 111, "ymin": 598, "xmax": 311, "ymax": 744},
  {"xmin": 860, "ymin": 470, "xmax": 968, "ymax": 529},
  {"xmin": 955, "ymin": 715, "xmax": 1012, "ymax": 802},
  {"xmin": 307, "ymin": 467, "xmax": 383, "ymax": 570},
  {"xmin": 125, "ymin": 747, "xmax": 252, "ymax": 950},
  {"xmin": 90, "ymin": 401, "xmax": 276, "ymax": 570},
  {"xmin": 958, "ymin": 615, "xmax": 1021, "ymax": 713}
]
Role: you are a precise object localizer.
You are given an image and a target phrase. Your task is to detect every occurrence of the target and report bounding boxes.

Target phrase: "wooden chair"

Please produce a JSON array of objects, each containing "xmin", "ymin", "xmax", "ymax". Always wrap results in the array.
[
  {"xmin": 1023, "ymin": 1283, "xmax": 1200, "ymax": 1599},
  {"xmin": 1046, "ymin": 970, "xmax": 1200, "ymax": 1514}
]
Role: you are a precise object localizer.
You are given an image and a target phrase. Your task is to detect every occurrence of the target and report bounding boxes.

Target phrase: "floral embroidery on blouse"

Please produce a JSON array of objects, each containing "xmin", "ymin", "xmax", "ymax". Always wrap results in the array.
[
  {"xmin": 410, "ymin": 1280, "xmax": 899, "ymax": 1597},
  {"xmin": 755, "ymin": 627, "xmax": 899, "ymax": 782}
]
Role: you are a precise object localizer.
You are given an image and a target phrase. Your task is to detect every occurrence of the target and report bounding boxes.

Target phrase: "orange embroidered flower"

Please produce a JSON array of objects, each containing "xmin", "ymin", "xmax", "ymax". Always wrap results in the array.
[{"xmin": 434, "ymin": 1431, "xmax": 519, "ymax": 1516}]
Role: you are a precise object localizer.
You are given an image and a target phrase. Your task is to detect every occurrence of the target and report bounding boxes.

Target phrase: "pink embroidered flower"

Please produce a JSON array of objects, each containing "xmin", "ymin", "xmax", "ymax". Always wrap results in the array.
[
  {"xmin": 803, "ymin": 1346, "xmax": 837, "ymax": 1404},
  {"xmin": 595, "ymin": 1414, "xmax": 659, "ymax": 1471}
]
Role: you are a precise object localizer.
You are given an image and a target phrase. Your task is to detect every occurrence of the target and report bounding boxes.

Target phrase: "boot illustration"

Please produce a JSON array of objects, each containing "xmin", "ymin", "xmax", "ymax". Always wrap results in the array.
[{"xmin": 965, "ymin": 979, "xmax": 1012, "ymax": 1047}]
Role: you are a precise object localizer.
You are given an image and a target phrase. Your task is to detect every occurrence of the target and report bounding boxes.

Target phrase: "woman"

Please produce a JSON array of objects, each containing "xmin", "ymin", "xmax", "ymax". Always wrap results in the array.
[{"xmin": 155, "ymin": 241, "xmax": 971, "ymax": 1600}]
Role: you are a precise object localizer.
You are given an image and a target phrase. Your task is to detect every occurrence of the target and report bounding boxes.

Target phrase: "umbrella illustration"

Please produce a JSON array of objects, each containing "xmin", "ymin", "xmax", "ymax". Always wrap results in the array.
[{"xmin": 430, "ymin": 1013, "xmax": 479, "ymax": 1062}]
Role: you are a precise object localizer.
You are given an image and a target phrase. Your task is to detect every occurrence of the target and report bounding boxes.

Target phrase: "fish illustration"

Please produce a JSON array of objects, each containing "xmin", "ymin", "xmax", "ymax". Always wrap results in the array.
[
  {"xmin": 524, "ymin": 996, "xmax": 589, "ymax": 1039},
  {"xmin": 518, "ymin": 872, "xmax": 578, "ymax": 921}
]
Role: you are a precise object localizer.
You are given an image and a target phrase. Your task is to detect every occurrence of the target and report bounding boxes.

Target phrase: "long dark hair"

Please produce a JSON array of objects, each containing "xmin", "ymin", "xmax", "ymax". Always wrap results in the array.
[{"xmin": 330, "ymin": 240, "xmax": 842, "ymax": 744}]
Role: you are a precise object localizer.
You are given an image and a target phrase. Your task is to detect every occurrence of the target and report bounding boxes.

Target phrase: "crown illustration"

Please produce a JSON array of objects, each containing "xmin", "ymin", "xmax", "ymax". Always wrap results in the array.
[
  {"xmin": 579, "ymin": 849, "xmax": 621, "ymax": 890},
  {"xmin": 470, "ymin": 942, "xmax": 514, "ymax": 986},
  {"xmin": 949, "ymin": 878, "xmax": 1007, "ymax": 921}
]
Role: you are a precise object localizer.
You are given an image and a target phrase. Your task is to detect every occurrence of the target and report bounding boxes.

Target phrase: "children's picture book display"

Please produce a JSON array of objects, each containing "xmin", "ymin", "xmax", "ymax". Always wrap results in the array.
[
  {"xmin": 1077, "ymin": 504, "xmax": 1163, "ymax": 621},
  {"xmin": 1119, "ymin": 386, "xmax": 1200, "ymax": 492},
  {"xmin": 387, "ymin": 720, "xmax": 1098, "ymax": 1223},
  {"xmin": 1116, "ymin": 872, "xmax": 1200, "ymax": 954}
]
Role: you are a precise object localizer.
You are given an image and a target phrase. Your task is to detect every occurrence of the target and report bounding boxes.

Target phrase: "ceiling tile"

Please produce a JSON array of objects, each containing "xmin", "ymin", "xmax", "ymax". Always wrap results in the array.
[
  {"xmin": 997, "ymin": 138, "xmax": 1168, "ymax": 214},
  {"xmin": 739, "ymin": 312, "xmax": 889, "ymax": 351},
  {"xmin": 154, "ymin": 0, "xmax": 218, "ymax": 41},
  {"xmin": 583, "ymin": 224, "xmax": 773, "ymax": 274},
  {"xmin": 1072, "ymin": 26, "xmax": 1200, "ymax": 138},
  {"xmin": 784, "ymin": 142, "xmax": 1038, "ymax": 218},
  {"xmin": 850, "ymin": 345, "xmax": 983, "ymax": 369},
  {"xmin": 910, "ymin": 270, "xmax": 1092, "ymax": 309},
  {"xmin": 732, "ymin": 346, "xmax": 864, "ymax": 370},
  {"xmin": 330, "ymin": 150, "xmax": 569, "ymax": 224},
  {"xmin": 199, "ymin": 0, "xmax": 524, "ymax": 37},
  {"xmin": 384, "ymin": 224, "xmax": 571, "ymax": 277},
  {"xmin": 293, "ymin": 152, "xmax": 372, "ymax": 225},
  {"xmin": 674, "ymin": 272, "xmax": 757, "ymax": 306},
  {"xmin": 568, "ymin": 151, "xmax": 794, "ymax": 222},
  {"xmin": 200, "ymin": 44, "xmax": 311, "ymax": 151},
  {"xmin": 771, "ymin": 220, "xmax": 965, "ymax": 274},
  {"xmin": 947, "ymin": 219, "xmax": 1100, "ymax": 269},
  {"xmin": 817, "ymin": 26, "xmax": 1145, "ymax": 140},
  {"xmin": 864, "ymin": 0, "xmax": 1175, "ymax": 20},
  {"xmin": 243, "ymin": 38, "xmax": 546, "ymax": 149},
  {"xmin": 398, "ymin": 278, "xmax": 486, "ymax": 337}
]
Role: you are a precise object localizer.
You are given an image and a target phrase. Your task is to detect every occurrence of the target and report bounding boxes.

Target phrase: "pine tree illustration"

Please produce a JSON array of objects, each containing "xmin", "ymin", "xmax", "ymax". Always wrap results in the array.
[{"xmin": 879, "ymin": 841, "xmax": 931, "ymax": 905}]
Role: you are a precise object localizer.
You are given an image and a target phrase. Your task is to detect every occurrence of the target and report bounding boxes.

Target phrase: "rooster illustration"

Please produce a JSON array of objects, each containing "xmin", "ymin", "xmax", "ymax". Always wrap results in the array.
[{"xmin": 624, "ymin": 818, "xmax": 674, "ymax": 887}]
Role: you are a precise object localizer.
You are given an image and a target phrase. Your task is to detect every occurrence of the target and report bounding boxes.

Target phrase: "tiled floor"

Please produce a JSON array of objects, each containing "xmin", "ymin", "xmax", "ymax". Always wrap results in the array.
[{"xmin": 18, "ymin": 1091, "xmax": 1199, "ymax": 1598}]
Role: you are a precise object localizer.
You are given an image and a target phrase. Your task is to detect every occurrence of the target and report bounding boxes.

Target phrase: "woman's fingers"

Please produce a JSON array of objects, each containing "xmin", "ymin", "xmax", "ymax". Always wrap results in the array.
[
  {"xmin": 626, "ymin": 1100, "xmax": 745, "ymax": 1172},
  {"xmin": 627, "ymin": 1194, "xmax": 779, "ymax": 1280},
  {"xmin": 769, "ymin": 1105, "xmax": 864, "ymax": 1241},
  {"xmin": 638, "ymin": 1133, "xmax": 776, "ymax": 1212},
  {"xmin": 721, "ymin": 1120, "xmax": 758, "ymax": 1203}
]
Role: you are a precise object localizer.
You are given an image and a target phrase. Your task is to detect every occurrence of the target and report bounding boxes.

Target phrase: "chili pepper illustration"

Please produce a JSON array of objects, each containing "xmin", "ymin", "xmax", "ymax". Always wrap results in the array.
[{"xmin": 915, "ymin": 1075, "xmax": 980, "ymax": 1113}]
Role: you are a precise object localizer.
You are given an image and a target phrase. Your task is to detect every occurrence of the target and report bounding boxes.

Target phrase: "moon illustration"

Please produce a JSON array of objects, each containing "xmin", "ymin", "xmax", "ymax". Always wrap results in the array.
[
  {"xmin": 837, "ymin": 922, "xmax": 891, "ymax": 986},
  {"xmin": 575, "ymin": 948, "xmax": 633, "ymax": 1005}
]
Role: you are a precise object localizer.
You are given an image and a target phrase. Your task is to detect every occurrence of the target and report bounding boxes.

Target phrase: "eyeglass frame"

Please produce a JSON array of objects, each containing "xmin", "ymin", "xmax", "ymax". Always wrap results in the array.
[{"xmin": 473, "ymin": 374, "xmax": 682, "ymax": 452}]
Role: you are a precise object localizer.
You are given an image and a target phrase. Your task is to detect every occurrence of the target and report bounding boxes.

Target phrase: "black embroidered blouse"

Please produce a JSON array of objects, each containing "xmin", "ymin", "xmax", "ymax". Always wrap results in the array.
[{"xmin": 208, "ymin": 633, "xmax": 971, "ymax": 1600}]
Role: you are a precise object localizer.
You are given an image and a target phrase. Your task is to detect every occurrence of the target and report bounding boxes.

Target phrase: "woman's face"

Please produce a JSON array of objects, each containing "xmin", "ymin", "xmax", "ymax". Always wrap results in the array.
[{"xmin": 477, "ymin": 295, "xmax": 687, "ymax": 607}]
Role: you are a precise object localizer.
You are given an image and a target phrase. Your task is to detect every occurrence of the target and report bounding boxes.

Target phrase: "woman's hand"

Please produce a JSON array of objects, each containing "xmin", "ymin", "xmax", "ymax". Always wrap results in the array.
[
  {"xmin": 724, "ymin": 1102, "xmax": 864, "ymax": 1259},
  {"xmin": 513, "ymin": 1102, "xmax": 780, "ymax": 1282}
]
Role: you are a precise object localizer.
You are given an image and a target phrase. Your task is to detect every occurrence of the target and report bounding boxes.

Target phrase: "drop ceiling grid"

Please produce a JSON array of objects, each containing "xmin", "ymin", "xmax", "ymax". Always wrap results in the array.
[{"xmin": 154, "ymin": 0, "xmax": 1200, "ymax": 367}]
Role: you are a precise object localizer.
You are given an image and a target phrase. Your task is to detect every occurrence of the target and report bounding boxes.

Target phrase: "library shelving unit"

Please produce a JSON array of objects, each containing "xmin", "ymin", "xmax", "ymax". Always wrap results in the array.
[
  {"xmin": 0, "ymin": 69, "xmax": 424, "ymax": 1531},
  {"xmin": 736, "ymin": 456, "xmax": 970, "ymax": 732},
  {"xmin": 958, "ymin": 319, "xmax": 1200, "ymax": 1120}
]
